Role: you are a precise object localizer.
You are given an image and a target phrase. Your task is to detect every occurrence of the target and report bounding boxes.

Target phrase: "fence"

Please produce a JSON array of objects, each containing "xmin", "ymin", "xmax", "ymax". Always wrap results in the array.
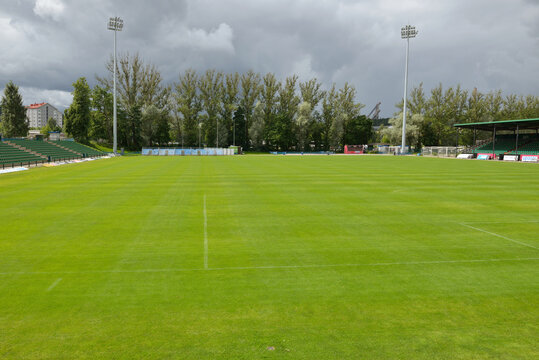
[
  {"xmin": 421, "ymin": 146, "xmax": 467, "ymax": 157},
  {"xmin": 142, "ymin": 148, "xmax": 235, "ymax": 156}
]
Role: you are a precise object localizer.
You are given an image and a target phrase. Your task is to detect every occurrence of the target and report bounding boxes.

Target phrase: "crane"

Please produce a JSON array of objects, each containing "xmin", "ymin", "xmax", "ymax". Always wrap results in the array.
[{"xmin": 367, "ymin": 102, "xmax": 381, "ymax": 120}]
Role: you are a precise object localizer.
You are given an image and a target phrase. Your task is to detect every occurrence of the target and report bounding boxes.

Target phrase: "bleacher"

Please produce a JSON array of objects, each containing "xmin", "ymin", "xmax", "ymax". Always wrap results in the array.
[
  {"xmin": 7, "ymin": 139, "xmax": 81, "ymax": 161},
  {"xmin": 51, "ymin": 140, "xmax": 105, "ymax": 157},
  {"xmin": 0, "ymin": 141, "xmax": 45, "ymax": 167},
  {"xmin": 473, "ymin": 134, "xmax": 539, "ymax": 156},
  {"xmin": 474, "ymin": 134, "xmax": 524, "ymax": 155},
  {"xmin": 514, "ymin": 137, "xmax": 539, "ymax": 155}
]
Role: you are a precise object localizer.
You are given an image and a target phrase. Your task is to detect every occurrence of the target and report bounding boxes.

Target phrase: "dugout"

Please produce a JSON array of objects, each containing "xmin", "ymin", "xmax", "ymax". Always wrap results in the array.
[{"xmin": 454, "ymin": 118, "xmax": 539, "ymax": 161}]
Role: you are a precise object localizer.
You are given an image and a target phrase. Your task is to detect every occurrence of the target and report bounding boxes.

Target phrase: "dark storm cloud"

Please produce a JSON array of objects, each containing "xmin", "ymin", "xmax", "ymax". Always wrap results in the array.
[{"xmin": 0, "ymin": 0, "xmax": 538, "ymax": 116}]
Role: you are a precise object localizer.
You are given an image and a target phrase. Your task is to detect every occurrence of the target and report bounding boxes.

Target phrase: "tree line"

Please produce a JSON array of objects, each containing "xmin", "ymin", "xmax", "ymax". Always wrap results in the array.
[
  {"xmin": 381, "ymin": 83, "xmax": 539, "ymax": 148},
  {"xmin": 2, "ymin": 54, "xmax": 538, "ymax": 150},
  {"xmin": 64, "ymin": 54, "xmax": 372, "ymax": 151}
]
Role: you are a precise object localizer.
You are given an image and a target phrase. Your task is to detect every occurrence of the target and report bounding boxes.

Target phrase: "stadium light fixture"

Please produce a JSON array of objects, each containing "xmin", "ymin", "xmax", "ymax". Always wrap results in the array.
[
  {"xmin": 400, "ymin": 24, "xmax": 418, "ymax": 155},
  {"xmin": 108, "ymin": 17, "xmax": 123, "ymax": 155}
]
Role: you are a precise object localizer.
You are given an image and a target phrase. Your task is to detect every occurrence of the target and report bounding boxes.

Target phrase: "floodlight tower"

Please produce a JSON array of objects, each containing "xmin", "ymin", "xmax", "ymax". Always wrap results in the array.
[
  {"xmin": 108, "ymin": 17, "xmax": 123, "ymax": 155},
  {"xmin": 400, "ymin": 24, "xmax": 418, "ymax": 155}
]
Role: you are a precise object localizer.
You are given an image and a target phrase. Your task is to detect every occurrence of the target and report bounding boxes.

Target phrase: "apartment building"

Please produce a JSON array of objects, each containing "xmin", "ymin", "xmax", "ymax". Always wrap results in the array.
[{"xmin": 26, "ymin": 102, "xmax": 63, "ymax": 128}]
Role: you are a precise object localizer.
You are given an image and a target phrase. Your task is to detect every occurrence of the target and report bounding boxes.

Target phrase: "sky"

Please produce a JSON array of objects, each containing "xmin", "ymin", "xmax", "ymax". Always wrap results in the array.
[{"xmin": 0, "ymin": 0, "xmax": 538, "ymax": 117}]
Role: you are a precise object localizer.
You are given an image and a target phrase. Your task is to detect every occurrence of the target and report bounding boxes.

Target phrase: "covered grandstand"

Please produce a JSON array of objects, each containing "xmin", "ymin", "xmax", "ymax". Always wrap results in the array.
[{"xmin": 454, "ymin": 118, "xmax": 539, "ymax": 161}]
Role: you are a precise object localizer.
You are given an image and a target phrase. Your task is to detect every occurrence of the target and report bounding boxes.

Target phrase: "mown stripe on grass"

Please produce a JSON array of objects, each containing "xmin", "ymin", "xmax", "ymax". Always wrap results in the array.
[{"xmin": 1, "ymin": 257, "xmax": 538, "ymax": 276}]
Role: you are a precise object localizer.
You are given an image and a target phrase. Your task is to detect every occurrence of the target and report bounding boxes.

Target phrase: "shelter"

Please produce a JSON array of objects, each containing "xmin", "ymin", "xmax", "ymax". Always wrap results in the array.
[{"xmin": 454, "ymin": 118, "xmax": 539, "ymax": 160}]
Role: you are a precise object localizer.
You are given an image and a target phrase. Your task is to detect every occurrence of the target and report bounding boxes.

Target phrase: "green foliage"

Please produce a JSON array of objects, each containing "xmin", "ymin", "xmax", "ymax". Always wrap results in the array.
[
  {"xmin": 40, "ymin": 117, "xmax": 61, "ymax": 138},
  {"xmin": 0, "ymin": 81, "xmax": 28, "ymax": 137},
  {"xmin": 249, "ymin": 102, "xmax": 265, "ymax": 150},
  {"xmin": 141, "ymin": 105, "xmax": 170, "ymax": 146},
  {"xmin": 344, "ymin": 115, "xmax": 373, "ymax": 145},
  {"xmin": 222, "ymin": 73, "xmax": 240, "ymax": 147},
  {"xmin": 122, "ymin": 104, "xmax": 142, "ymax": 150},
  {"xmin": 173, "ymin": 69, "xmax": 201, "ymax": 147},
  {"xmin": 265, "ymin": 113, "xmax": 295, "ymax": 151},
  {"xmin": 199, "ymin": 70, "xmax": 224, "ymax": 147},
  {"xmin": 232, "ymin": 106, "xmax": 246, "ymax": 147},
  {"xmin": 239, "ymin": 70, "xmax": 262, "ymax": 150},
  {"xmin": 392, "ymin": 83, "xmax": 539, "ymax": 147},
  {"xmin": 65, "ymin": 77, "xmax": 91, "ymax": 143},
  {"xmin": 296, "ymin": 101, "xmax": 311, "ymax": 151},
  {"xmin": 381, "ymin": 111, "xmax": 423, "ymax": 147},
  {"xmin": 89, "ymin": 60, "xmax": 539, "ymax": 151},
  {"xmin": 90, "ymin": 85, "xmax": 113, "ymax": 142}
]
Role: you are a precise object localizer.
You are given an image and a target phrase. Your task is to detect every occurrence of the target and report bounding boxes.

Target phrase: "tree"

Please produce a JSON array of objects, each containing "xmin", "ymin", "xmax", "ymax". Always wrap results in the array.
[
  {"xmin": 40, "ymin": 117, "xmax": 61, "ymax": 138},
  {"xmin": 222, "ymin": 72, "xmax": 240, "ymax": 146},
  {"xmin": 90, "ymin": 85, "xmax": 113, "ymax": 143},
  {"xmin": 299, "ymin": 79, "xmax": 325, "ymax": 151},
  {"xmin": 173, "ymin": 69, "xmax": 200, "ymax": 147},
  {"xmin": 381, "ymin": 111, "xmax": 423, "ymax": 148},
  {"xmin": 266, "ymin": 113, "xmax": 295, "ymax": 151},
  {"xmin": 0, "ymin": 81, "xmax": 28, "ymax": 137},
  {"xmin": 232, "ymin": 106, "xmax": 246, "ymax": 147},
  {"xmin": 344, "ymin": 115, "xmax": 372, "ymax": 145},
  {"xmin": 141, "ymin": 105, "xmax": 169, "ymax": 147},
  {"xmin": 260, "ymin": 73, "xmax": 281, "ymax": 148},
  {"xmin": 338, "ymin": 83, "xmax": 364, "ymax": 150},
  {"xmin": 408, "ymin": 82, "xmax": 427, "ymax": 115},
  {"xmin": 65, "ymin": 77, "xmax": 91, "ymax": 143},
  {"xmin": 249, "ymin": 102, "xmax": 265, "ymax": 150},
  {"xmin": 240, "ymin": 70, "xmax": 261, "ymax": 150},
  {"xmin": 125, "ymin": 104, "xmax": 142, "ymax": 150},
  {"xmin": 299, "ymin": 78, "xmax": 324, "ymax": 109},
  {"xmin": 278, "ymin": 75, "xmax": 300, "ymax": 121},
  {"xmin": 322, "ymin": 84, "xmax": 338, "ymax": 150},
  {"xmin": 296, "ymin": 101, "xmax": 311, "ymax": 151},
  {"xmin": 199, "ymin": 69, "xmax": 223, "ymax": 147},
  {"xmin": 97, "ymin": 52, "xmax": 170, "ymax": 110}
]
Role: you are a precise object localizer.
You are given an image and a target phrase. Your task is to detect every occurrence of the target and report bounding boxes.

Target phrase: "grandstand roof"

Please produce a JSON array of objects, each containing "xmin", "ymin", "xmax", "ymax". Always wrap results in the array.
[{"xmin": 454, "ymin": 118, "xmax": 539, "ymax": 131}]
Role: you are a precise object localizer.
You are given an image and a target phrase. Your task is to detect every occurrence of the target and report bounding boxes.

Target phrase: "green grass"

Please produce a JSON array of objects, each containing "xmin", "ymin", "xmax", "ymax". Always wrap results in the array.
[{"xmin": 1, "ymin": 156, "xmax": 538, "ymax": 359}]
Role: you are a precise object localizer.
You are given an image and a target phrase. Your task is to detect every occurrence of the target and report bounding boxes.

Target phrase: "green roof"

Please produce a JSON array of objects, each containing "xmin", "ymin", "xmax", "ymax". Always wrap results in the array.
[{"xmin": 454, "ymin": 118, "xmax": 539, "ymax": 131}]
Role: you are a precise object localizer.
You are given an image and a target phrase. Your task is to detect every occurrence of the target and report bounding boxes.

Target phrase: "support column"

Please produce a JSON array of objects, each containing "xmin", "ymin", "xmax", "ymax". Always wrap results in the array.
[
  {"xmin": 492, "ymin": 126, "xmax": 496, "ymax": 160},
  {"xmin": 515, "ymin": 125, "xmax": 519, "ymax": 155}
]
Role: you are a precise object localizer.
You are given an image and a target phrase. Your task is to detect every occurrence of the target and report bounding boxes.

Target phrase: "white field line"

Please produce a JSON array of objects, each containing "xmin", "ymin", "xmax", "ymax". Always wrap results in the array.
[
  {"xmin": 203, "ymin": 194, "xmax": 208, "ymax": 269},
  {"xmin": 460, "ymin": 223, "xmax": 539, "ymax": 251},
  {"xmin": 46, "ymin": 278, "xmax": 62, "ymax": 291},
  {"xmin": 1, "ymin": 257, "xmax": 538, "ymax": 276},
  {"xmin": 461, "ymin": 220, "xmax": 539, "ymax": 224}
]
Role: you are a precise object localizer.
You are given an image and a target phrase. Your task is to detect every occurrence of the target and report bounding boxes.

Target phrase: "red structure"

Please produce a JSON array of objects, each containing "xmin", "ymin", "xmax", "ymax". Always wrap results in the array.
[{"xmin": 344, "ymin": 145, "xmax": 364, "ymax": 154}]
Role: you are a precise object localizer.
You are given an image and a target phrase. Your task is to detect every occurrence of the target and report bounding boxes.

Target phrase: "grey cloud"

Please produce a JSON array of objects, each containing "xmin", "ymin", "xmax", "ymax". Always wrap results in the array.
[{"xmin": 0, "ymin": 0, "xmax": 538, "ymax": 116}]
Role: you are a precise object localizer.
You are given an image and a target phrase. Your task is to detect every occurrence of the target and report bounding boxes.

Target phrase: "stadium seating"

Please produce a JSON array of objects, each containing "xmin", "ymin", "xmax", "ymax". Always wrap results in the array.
[
  {"xmin": 515, "ymin": 137, "xmax": 539, "ymax": 155},
  {"xmin": 7, "ymin": 139, "xmax": 82, "ymax": 161},
  {"xmin": 51, "ymin": 140, "xmax": 105, "ymax": 157},
  {"xmin": 0, "ymin": 141, "xmax": 45, "ymax": 167},
  {"xmin": 475, "ymin": 134, "xmax": 524, "ymax": 155}
]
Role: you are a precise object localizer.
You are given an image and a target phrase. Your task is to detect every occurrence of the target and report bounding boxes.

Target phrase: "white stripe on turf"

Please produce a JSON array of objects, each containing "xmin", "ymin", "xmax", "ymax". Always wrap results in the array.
[
  {"xmin": 203, "ymin": 194, "xmax": 208, "ymax": 269},
  {"xmin": 460, "ymin": 223, "xmax": 539, "ymax": 251},
  {"xmin": 1, "ymin": 257, "xmax": 538, "ymax": 276},
  {"xmin": 46, "ymin": 278, "xmax": 62, "ymax": 291}
]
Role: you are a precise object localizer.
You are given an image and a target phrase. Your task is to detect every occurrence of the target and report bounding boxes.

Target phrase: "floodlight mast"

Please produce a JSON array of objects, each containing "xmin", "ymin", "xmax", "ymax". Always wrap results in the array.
[
  {"xmin": 400, "ymin": 24, "xmax": 417, "ymax": 155},
  {"xmin": 108, "ymin": 17, "xmax": 123, "ymax": 155}
]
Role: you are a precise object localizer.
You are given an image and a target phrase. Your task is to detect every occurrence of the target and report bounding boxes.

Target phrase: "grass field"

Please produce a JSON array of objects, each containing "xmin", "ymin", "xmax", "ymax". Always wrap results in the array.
[{"xmin": 1, "ymin": 155, "xmax": 538, "ymax": 359}]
